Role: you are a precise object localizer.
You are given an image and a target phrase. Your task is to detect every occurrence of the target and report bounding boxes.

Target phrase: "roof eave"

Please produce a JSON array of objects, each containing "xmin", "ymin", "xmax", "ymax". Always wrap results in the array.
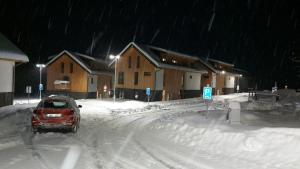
[{"xmin": 46, "ymin": 50, "xmax": 92, "ymax": 73}]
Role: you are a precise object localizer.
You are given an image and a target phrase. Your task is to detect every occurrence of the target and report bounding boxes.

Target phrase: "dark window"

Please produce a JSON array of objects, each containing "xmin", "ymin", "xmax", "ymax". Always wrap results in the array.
[
  {"xmin": 39, "ymin": 100, "xmax": 69, "ymax": 109},
  {"xmin": 203, "ymin": 74, "xmax": 209, "ymax": 79},
  {"xmin": 70, "ymin": 63, "xmax": 73, "ymax": 73},
  {"xmin": 163, "ymin": 72, "xmax": 166, "ymax": 87},
  {"xmin": 144, "ymin": 72, "xmax": 151, "ymax": 76},
  {"xmin": 128, "ymin": 56, "xmax": 131, "ymax": 68},
  {"xmin": 61, "ymin": 63, "xmax": 64, "ymax": 73},
  {"xmin": 63, "ymin": 76, "xmax": 70, "ymax": 81},
  {"xmin": 118, "ymin": 72, "xmax": 124, "ymax": 84},
  {"xmin": 190, "ymin": 75, "xmax": 192, "ymax": 79},
  {"xmin": 134, "ymin": 72, "xmax": 138, "ymax": 85},
  {"xmin": 137, "ymin": 55, "xmax": 140, "ymax": 68},
  {"xmin": 91, "ymin": 77, "xmax": 94, "ymax": 84}
]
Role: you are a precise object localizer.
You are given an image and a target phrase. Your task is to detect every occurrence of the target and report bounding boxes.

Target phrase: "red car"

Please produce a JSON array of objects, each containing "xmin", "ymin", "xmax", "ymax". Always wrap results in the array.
[{"xmin": 31, "ymin": 96, "xmax": 81, "ymax": 133}]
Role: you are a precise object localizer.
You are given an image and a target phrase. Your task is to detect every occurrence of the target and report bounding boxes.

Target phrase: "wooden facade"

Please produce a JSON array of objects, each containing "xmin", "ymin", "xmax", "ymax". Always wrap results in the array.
[
  {"xmin": 162, "ymin": 69, "xmax": 184, "ymax": 100},
  {"xmin": 46, "ymin": 51, "xmax": 112, "ymax": 99},
  {"xmin": 116, "ymin": 46, "xmax": 156, "ymax": 90},
  {"xmin": 113, "ymin": 42, "xmax": 247, "ymax": 101},
  {"xmin": 47, "ymin": 53, "xmax": 88, "ymax": 92},
  {"xmin": 97, "ymin": 74, "xmax": 112, "ymax": 98},
  {"xmin": 114, "ymin": 43, "xmax": 207, "ymax": 101}
]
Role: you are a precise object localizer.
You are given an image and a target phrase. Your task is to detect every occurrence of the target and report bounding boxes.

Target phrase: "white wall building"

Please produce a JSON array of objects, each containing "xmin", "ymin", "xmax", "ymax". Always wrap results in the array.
[{"xmin": 0, "ymin": 33, "xmax": 29, "ymax": 107}]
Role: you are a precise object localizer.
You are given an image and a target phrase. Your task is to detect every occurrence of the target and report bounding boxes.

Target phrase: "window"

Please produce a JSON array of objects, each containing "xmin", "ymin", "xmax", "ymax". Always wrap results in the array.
[
  {"xmin": 61, "ymin": 63, "xmax": 64, "ymax": 73},
  {"xmin": 63, "ymin": 76, "xmax": 69, "ymax": 81},
  {"xmin": 172, "ymin": 59, "xmax": 177, "ymax": 64},
  {"xmin": 70, "ymin": 63, "xmax": 73, "ymax": 73},
  {"xmin": 91, "ymin": 77, "xmax": 94, "ymax": 84},
  {"xmin": 190, "ymin": 75, "xmax": 193, "ymax": 79},
  {"xmin": 128, "ymin": 56, "xmax": 132, "ymax": 68},
  {"xmin": 203, "ymin": 74, "xmax": 209, "ymax": 79},
  {"xmin": 39, "ymin": 100, "xmax": 69, "ymax": 109},
  {"xmin": 163, "ymin": 72, "xmax": 166, "ymax": 87},
  {"xmin": 118, "ymin": 72, "xmax": 124, "ymax": 84},
  {"xmin": 134, "ymin": 72, "xmax": 139, "ymax": 85},
  {"xmin": 137, "ymin": 55, "xmax": 140, "ymax": 68},
  {"xmin": 162, "ymin": 58, "xmax": 166, "ymax": 62},
  {"xmin": 144, "ymin": 72, "xmax": 151, "ymax": 76}
]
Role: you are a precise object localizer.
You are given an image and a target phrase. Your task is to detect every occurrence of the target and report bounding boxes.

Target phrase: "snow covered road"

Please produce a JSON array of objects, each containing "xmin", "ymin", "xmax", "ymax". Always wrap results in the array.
[{"xmin": 1, "ymin": 94, "xmax": 300, "ymax": 169}]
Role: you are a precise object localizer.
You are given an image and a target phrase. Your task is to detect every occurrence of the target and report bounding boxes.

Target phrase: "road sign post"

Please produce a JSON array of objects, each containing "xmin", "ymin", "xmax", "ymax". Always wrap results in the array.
[
  {"xmin": 26, "ymin": 86, "xmax": 32, "ymax": 104},
  {"xmin": 146, "ymin": 88, "xmax": 151, "ymax": 103},
  {"xmin": 203, "ymin": 86, "xmax": 213, "ymax": 118},
  {"xmin": 39, "ymin": 84, "xmax": 43, "ymax": 100}
]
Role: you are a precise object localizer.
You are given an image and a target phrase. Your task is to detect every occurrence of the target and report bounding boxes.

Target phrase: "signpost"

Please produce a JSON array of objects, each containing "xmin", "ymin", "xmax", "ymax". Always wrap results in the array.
[
  {"xmin": 203, "ymin": 86, "xmax": 213, "ymax": 118},
  {"xmin": 26, "ymin": 86, "xmax": 32, "ymax": 104},
  {"xmin": 146, "ymin": 88, "xmax": 151, "ymax": 103}
]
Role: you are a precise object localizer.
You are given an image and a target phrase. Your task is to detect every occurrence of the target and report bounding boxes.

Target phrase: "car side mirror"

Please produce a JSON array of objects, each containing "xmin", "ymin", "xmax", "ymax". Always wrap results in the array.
[{"xmin": 78, "ymin": 105, "xmax": 82, "ymax": 108}]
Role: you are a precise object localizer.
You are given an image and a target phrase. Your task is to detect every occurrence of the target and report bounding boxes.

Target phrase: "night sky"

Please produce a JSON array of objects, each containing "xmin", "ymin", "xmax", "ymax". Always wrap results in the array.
[{"xmin": 0, "ymin": 0, "xmax": 299, "ymax": 95}]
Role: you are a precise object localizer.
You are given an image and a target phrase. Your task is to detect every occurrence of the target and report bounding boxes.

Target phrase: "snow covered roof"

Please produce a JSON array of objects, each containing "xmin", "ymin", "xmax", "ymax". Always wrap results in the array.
[
  {"xmin": 46, "ymin": 50, "xmax": 113, "ymax": 75},
  {"xmin": 208, "ymin": 58, "xmax": 234, "ymax": 67},
  {"xmin": 0, "ymin": 33, "xmax": 29, "ymax": 62},
  {"xmin": 111, "ymin": 42, "xmax": 207, "ymax": 73}
]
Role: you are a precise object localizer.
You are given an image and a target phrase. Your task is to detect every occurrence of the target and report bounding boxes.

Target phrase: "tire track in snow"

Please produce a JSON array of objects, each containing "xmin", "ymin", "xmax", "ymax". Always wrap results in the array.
[
  {"xmin": 14, "ymin": 108, "xmax": 55, "ymax": 169},
  {"xmin": 134, "ymin": 139, "xmax": 179, "ymax": 169}
]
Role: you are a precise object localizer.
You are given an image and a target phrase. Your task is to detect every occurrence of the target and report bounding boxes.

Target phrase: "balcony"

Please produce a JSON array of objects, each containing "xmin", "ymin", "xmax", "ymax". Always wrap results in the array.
[{"xmin": 54, "ymin": 80, "xmax": 70, "ymax": 90}]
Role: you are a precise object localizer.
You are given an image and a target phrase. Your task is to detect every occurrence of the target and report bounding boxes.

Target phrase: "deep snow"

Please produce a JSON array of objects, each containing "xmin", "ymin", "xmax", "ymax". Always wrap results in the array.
[{"xmin": 0, "ymin": 92, "xmax": 300, "ymax": 169}]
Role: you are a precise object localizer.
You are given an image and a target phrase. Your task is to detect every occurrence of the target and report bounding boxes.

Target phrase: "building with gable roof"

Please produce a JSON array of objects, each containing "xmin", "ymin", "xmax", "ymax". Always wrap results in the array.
[
  {"xmin": 0, "ymin": 33, "xmax": 29, "ymax": 107},
  {"xmin": 46, "ymin": 50, "xmax": 113, "ymax": 99}
]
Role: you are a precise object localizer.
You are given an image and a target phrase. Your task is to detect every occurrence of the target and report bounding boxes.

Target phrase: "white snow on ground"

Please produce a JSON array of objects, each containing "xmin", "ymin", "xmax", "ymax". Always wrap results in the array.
[{"xmin": 0, "ymin": 91, "xmax": 300, "ymax": 169}]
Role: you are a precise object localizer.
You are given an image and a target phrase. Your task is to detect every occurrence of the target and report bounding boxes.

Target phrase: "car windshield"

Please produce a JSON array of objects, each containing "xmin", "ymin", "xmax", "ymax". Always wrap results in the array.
[{"xmin": 39, "ymin": 100, "xmax": 69, "ymax": 109}]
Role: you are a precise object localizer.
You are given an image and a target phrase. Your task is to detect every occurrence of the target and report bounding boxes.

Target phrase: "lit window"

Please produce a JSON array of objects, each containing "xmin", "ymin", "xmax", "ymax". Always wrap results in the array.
[
  {"xmin": 172, "ymin": 59, "xmax": 177, "ymax": 63},
  {"xmin": 162, "ymin": 58, "xmax": 166, "ymax": 62}
]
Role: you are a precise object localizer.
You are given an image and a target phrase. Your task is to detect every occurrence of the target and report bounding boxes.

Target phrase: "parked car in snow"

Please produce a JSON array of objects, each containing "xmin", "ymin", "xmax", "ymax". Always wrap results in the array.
[{"xmin": 31, "ymin": 96, "xmax": 81, "ymax": 133}]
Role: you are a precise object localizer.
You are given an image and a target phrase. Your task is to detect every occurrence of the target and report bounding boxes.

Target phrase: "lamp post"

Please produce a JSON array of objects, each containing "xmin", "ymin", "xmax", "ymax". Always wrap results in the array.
[
  {"xmin": 237, "ymin": 74, "xmax": 242, "ymax": 93},
  {"xmin": 36, "ymin": 64, "xmax": 46, "ymax": 100},
  {"xmin": 109, "ymin": 54, "xmax": 120, "ymax": 102}
]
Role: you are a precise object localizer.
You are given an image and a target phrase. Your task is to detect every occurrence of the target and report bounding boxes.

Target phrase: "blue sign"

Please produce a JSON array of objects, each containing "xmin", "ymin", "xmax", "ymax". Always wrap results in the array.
[
  {"xmin": 146, "ymin": 88, "xmax": 151, "ymax": 96},
  {"xmin": 39, "ymin": 84, "xmax": 43, "ymax": 91},
  {"xmin": 203, "ymin": 87, "xmax": 212, "ymax": 100}
]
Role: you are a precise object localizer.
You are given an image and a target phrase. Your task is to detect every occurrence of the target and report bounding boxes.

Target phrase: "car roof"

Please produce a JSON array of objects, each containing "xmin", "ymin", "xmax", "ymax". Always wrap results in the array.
[{"xmin": 42, "ymin": 96, "xmax": 73, "ymax": 101}]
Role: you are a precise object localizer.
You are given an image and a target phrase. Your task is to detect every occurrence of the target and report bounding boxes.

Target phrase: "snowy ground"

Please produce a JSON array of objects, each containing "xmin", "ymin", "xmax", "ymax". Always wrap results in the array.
[{"xmin": 1, "ymin": 92, "xmax": 300, "ymax": 169}]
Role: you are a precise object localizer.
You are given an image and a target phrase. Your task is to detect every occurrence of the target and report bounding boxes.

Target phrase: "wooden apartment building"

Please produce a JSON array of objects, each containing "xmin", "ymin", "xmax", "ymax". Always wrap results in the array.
[
  {"xmin": 46, "ymin": 50, "xmax": 113, "ymax": 99},
  {"xmin": 111, "ymin": 42, "xmax": 208, "ymax": 101},
  {"xmin": 111, "ymin": 42, "xmax": 249, "ymax": 101},
  {"xmin": 199, "ymin": 58, "xmax": 248, "ymax": 95}
]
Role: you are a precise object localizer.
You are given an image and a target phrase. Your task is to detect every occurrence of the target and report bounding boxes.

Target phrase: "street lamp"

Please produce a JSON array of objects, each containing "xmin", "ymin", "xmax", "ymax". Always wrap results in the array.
[
  {"xmin": 36, "ymin": 64, "xmax": 46, "ymax": 100},
  {"xmin": 110, "ymin": 54, "xmax": 120, "ymax": 102},
  {"xmin": 237, "ymin": 74, "xmax": 242, "ymax": 93}
]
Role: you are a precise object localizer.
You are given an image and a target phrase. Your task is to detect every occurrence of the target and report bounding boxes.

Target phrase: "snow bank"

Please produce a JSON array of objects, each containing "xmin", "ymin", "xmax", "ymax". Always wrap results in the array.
[{"xmin": 149, "ymin": 118, "xmax": 300, "ymax": 168}]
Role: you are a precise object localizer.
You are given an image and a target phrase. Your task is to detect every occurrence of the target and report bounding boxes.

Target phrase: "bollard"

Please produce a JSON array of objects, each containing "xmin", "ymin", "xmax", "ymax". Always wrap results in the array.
[{"xmin": 228, "ymin": 101, "xmax": 241, "ymax": 124}]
